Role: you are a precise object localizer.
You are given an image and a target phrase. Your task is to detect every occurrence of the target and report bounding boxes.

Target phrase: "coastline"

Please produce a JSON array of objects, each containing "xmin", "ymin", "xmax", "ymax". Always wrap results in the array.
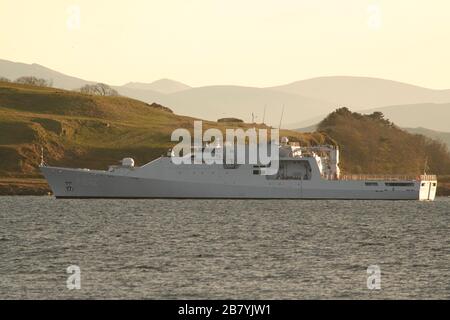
[{"xmin": 0, "ymin": 178, "xmax": 51, "ymax": 196}]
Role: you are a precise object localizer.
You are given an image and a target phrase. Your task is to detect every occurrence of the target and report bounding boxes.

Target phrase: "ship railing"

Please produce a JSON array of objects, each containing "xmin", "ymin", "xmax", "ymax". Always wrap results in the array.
[
  {"xmin": 338, "ymin": 174, "xmax": 437, "ymax": 181},
  {"xmin": 419, "ymin": 175, "xmax": 437, "ymax": 181}
]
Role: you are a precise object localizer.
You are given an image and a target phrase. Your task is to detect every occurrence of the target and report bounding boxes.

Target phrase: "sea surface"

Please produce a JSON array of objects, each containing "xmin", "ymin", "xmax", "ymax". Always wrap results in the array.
[{"xmin": 0, "ymin": 196, "xmax": 449, "ymax": 299}]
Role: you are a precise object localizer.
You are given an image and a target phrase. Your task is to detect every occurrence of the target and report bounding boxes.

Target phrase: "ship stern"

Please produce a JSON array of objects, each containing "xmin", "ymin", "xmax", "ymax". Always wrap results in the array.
[{"xmin": 418, "ymin": 175, "xmax": 437, "ymax": 201}]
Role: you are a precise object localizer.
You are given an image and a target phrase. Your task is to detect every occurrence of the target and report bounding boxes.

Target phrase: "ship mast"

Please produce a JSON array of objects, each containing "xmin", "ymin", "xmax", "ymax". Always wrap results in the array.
[
  {"xmin": 278, "ymin": 104, "xmax": 285, "ymax": 129},
  {"xmin": 262, "ymin": 105, "xmax": 266, "ymax": 125},
  {"xmin": 423, "ymin": 156, "xmax": 428, "ymax": 175},
  {"xmin": 40, "ymin": 146, "xmax": 46, "ymax": 167}
]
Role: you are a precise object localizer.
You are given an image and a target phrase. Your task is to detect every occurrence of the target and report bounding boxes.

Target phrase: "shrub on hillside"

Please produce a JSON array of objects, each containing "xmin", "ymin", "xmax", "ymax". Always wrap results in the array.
[
  {"xmin": 15, "ymin": 76, "xmax": 52, "ymax": 87},
  {"xmin": 317, "ymin": 108, "xmax": 450, "ymax": 175},
  {"xmin": 79, "ymin": 83, "xmax": 119, "ymax": 96}
]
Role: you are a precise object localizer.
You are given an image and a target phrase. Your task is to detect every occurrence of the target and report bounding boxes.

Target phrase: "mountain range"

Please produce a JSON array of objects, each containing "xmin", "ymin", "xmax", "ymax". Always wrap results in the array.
[
  {"xmin": 1, "ymin": 58, "xmax": 449, "ymax": 132},
  {"xmin": 122, "ymin": 79, "xmax": 191, "ymax": 94}
]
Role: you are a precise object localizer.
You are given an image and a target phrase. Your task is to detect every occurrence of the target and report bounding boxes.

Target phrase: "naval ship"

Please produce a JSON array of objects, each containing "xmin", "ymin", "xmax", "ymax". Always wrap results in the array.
[{"xmin": 40, "ymin": 138, "xmax": 437, "ymax": 200}]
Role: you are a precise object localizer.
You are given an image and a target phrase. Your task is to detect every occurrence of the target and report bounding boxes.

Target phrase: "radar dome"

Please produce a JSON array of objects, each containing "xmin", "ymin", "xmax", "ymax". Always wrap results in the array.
[{"xmin": 121, "ymin": 157, "xmax": 135, "ymax": 167}]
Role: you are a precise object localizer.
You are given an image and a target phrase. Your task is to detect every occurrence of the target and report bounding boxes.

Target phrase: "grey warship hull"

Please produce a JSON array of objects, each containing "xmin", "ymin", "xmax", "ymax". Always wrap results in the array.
[{"xmin": 40, "ymin": 161, "xmax": 437, "ymax": 200}]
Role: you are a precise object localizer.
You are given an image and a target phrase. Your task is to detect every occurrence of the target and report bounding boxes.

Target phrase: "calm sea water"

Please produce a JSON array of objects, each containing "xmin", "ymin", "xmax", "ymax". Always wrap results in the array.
[{"xmin": 0, "ymin": 196, "xmax": 449, "ymax": 299}]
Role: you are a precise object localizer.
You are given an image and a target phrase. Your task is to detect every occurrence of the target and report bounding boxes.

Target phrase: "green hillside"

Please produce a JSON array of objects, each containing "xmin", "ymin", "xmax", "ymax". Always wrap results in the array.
[
  {"xmin": 297, "ymin": 125, "xmax": 450, "ymax": 151},
  {"xmin": 0, "ymin": 81, "xmax": 329, "ymax": 194},
  {"xmin": 317, "ymin": 108, "xmax": 450, "ymax": 195},
  {"xmin": 1, "ymin": 82, "xmax": 449, "ymax": 196}
]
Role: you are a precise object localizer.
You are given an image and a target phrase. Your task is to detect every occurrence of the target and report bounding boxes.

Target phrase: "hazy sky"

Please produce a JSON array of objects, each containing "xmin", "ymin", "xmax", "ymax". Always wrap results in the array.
[{"xmin": 1, "ymin": 0, "xmax": 449, "ymax": 88}]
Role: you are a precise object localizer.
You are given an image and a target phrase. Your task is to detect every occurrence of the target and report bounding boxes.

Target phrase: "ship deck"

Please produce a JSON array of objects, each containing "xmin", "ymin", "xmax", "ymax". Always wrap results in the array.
[{"xmin": 338, "ymin": 174, "xmax": 436, "ymax": 181}]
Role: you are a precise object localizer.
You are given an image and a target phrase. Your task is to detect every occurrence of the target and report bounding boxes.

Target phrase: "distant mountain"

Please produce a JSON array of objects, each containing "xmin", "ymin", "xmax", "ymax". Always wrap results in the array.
[
  {"xmin": 404, "ymin": 127, "xmax": 450, "ymax": 150},
  {"xmin": 122, "ymin": 79, "xmax": 190, "ymax": 94},
  {"xmin": 2, "ymin": 59, "xmax": 450, "ymax": 130},
  {"xmin": 362, "ymin": 103, "xmax": 450, "ymax": 132},
  {"xmin": 115, "ymin": 84, "xmax": 334, "ymax": 126},
  {"xmin": 155, "ymin": 85, "xmax": 333, "ymax": 125},
  {"xmin": 286, "ymin": 116, "xmax": 327, "ymax": 130},
  {"xmin": 113, "ymin": 86, "xmax": 164, "ymax": 105},
  {"xmin": 293, "ymin": 124, "xmax": 318, "ymax": 133},
  {"xmin": 271, "ymin": 76, "xmax": 450, "ymax": 109},
  {"xmin": 0, "ymin": 59, "xmax": 93, "ymax": 90}
]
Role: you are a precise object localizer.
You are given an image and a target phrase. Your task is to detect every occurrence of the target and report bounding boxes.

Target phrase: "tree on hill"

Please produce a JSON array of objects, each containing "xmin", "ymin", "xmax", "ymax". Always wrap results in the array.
[
  {"xmin": 15, "ymin": 76, "xmax": 53, "ymax": 87},
  {"xmin": 317, "ymin": 108, "xmax": 450, "ymax": 175},
  {"xmin": 79, "ymin": 83, "xmax": 118, "ymax": 96},
  {"xmin": 0, "ymin": 76, "xmax": 11, "ymax": 82},
  {"xmin": 368, "ymin": 111, "xmax": 384, "ymax": 120},
  {"xmin": 367, "ymin": 111, "xmax": 393, "ymax": 126}
]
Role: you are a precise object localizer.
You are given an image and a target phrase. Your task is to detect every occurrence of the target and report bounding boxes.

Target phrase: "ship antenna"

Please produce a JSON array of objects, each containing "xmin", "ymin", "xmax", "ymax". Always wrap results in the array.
[
  {"xmin": 423, "ymin": 156, "xmax": 428, "ymax": 175},
  {"xmin": 40, "ymin": 146, "xmax": 46, "ymax": 167},
  {"xmin": 278, "ymin": 104, "xmax": 285, "ymax": 129},
  {"xmin": 262, "ymin": 105, "xmax": 266, "ymax": 124}
]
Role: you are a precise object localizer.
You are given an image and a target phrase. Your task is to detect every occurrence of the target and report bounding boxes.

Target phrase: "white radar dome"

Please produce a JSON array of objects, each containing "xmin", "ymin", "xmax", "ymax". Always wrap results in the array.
[{"xmin": 121, "ymin": 157, "xmax": 135, "ymax": 167}]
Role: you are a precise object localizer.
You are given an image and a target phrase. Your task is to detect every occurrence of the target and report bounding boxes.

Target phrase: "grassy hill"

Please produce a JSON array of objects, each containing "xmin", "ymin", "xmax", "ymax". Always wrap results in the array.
[
  {"xmin": 0, "ymin": 81, "xmax": 329, "ymax": 194},
  {"xmin": 1, "ymin": 82, "xmax": 449, "ymax": 196}
]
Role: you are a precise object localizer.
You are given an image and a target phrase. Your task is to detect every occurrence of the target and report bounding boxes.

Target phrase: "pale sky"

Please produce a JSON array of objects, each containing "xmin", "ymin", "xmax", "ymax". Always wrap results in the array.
[{"xmin": 1, "ymin": 0, "xmax": 449, "ymax": 88}]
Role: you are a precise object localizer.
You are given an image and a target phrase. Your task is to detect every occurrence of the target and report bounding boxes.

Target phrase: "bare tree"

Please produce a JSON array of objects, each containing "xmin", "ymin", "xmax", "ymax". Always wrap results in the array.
[
  {"xmin": 79, "ymin": 83, "xmax": 118, "ymax": 96},
  {"xmin": 0, "ymin": 76, "xmax": 11, "ymax": 82},
  {"xmin": 15, "ymin": 76, "xmax": 52, "ymax": 87},
  {"xmin": 79, "ymin": 84, "xmax": 95, "ymax": 95}
]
